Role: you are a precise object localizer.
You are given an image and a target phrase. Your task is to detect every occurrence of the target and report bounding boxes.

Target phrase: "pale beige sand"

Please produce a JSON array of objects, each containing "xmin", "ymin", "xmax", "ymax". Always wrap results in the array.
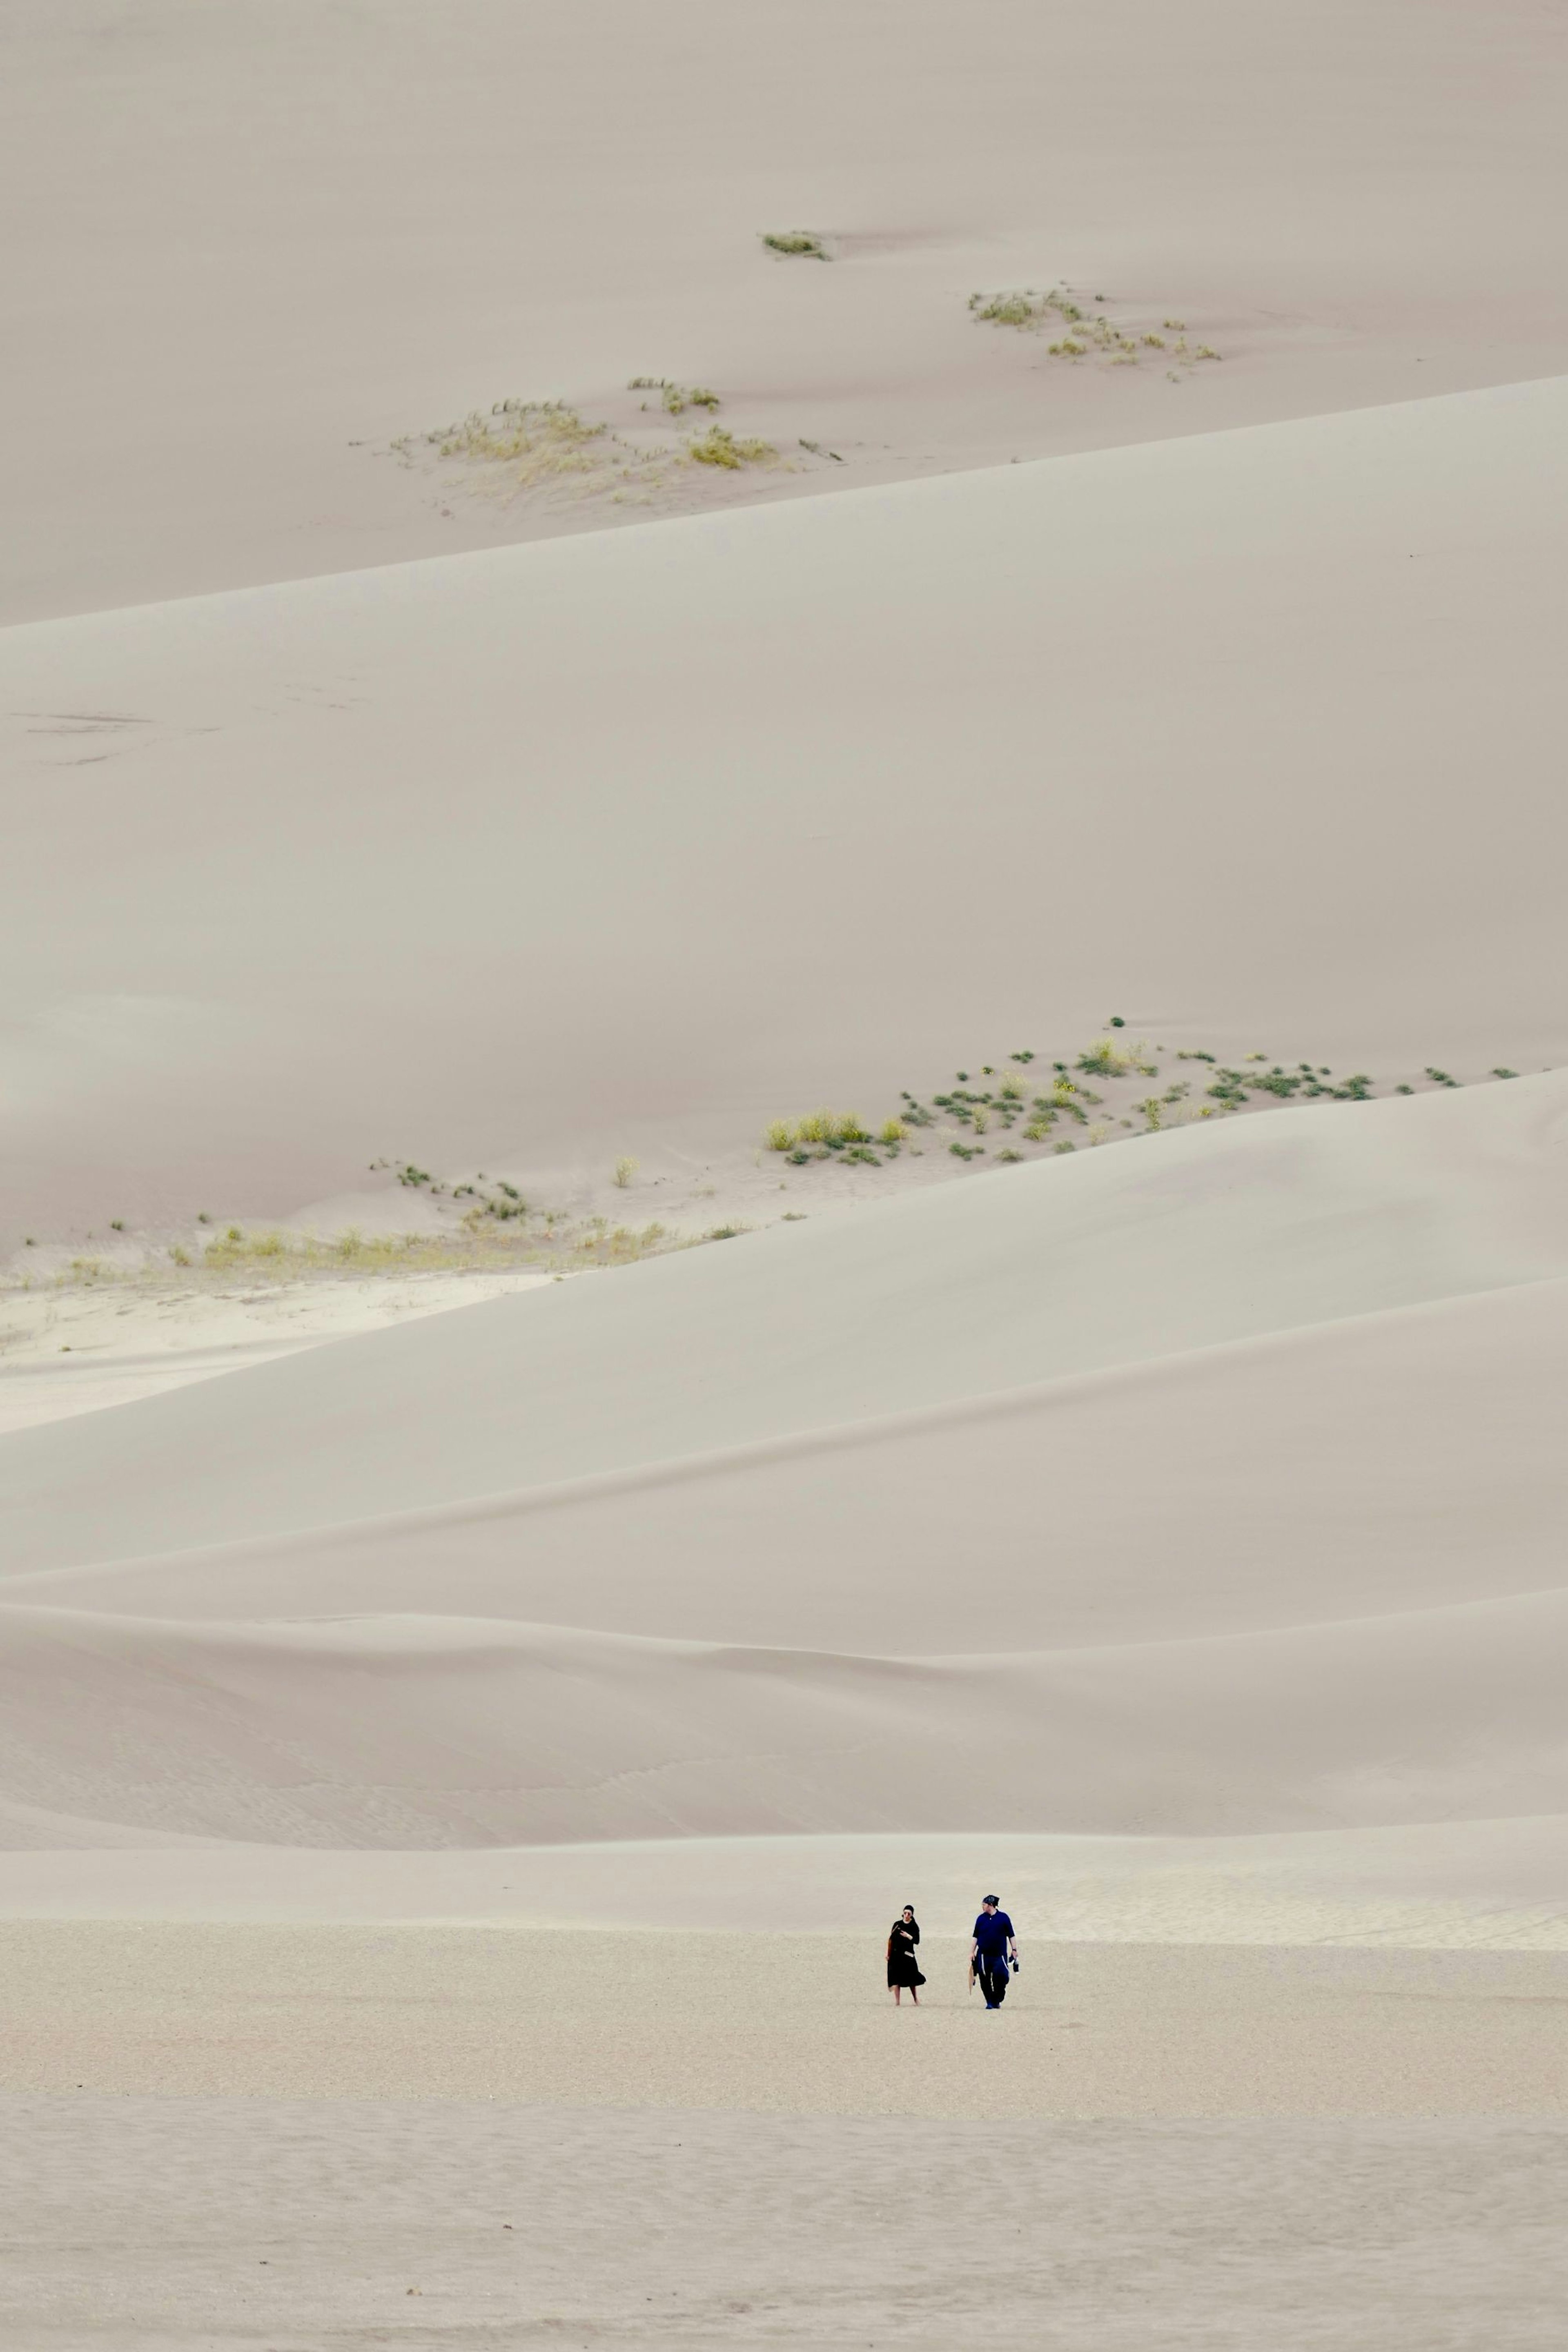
[
  {"xmin": 5, "ymin": 1927, "xmax": 1567, "ymax": 2118},
  {"xmin": 4, "ymin": 380, "xmax": 1564, "ymax": 1247},
  {"xmin": 6, "ymin": 6, "xmax": 1564, "ymax": 2336},
  {"xmin": 7, "ymin": 2098, "xmax": 1565, "ymax": 2350},
  {"xmin": 6, "ymin": 1820, "xmax": 1567, "ymax": 1951},
  {"xmin": 5, "ymin": 0, "xmax": 1566, "ymax": 623},
  {"xmin": 1, "ymin": 1075, "xmax": 1565, "ymax": 1874},
  {"xmin": 0, "ymin": 1267, "xmax": 547, "ymax": 1436},
  {"xmin": 7, "ymin": 1073, "xmax": 1564, "ymax": 1570}
]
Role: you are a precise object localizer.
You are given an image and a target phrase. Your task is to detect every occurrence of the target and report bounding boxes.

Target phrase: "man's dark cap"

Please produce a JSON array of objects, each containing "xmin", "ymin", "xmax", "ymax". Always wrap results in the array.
[{"xmin": 982, "ymin": 1894, "xmax": 1000, "ymax": 1905}]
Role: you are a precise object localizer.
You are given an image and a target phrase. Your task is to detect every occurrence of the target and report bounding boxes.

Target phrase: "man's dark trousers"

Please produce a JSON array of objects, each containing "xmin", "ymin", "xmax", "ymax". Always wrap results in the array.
[{"xmin": 978, "ymin": 1961, "xmax": 1009, "ymax": 2007}]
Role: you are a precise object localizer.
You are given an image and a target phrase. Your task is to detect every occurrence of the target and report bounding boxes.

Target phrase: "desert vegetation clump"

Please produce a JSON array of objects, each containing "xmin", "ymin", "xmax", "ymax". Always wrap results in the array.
[
  {"xmin": 762, "ymin": 231, "xmax": 829, "ymax": 259},
  {"xmin": 188, "ymin": 1198, "xmax": 689, "ymax": 1285},
  {"xmin": 629, "ymin": 378, "xmax": 721, "ymax": 414},
  {"xmin": 969, "ymin": 285, "xmax": 1222, "ymax": 378},
  {"xmin": 1076, "ymin": 1035, "xmax": 1158, "ymax": 1079},
  {"xmin": 687, "ymin": 423, "xmax": 776, "ymax": 470},
  {"xmin": 756, "ymin": 1024, "xmax": 1519, "ymax": 1193},
  {"xmin": 765, "ymin": 1108, "xmax": 892, "ymax": 1164},
  {"xmin": 392, "ymin": 384, "xmax": 782, "ymax": 514},
  {"xmin": 408, "ymin": 399, "xmax": 611, "ymax": 483}
]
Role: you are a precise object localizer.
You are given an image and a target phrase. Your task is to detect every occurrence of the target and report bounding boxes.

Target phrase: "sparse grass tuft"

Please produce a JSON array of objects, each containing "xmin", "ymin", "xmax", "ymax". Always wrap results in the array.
[
  {"xmin": 393, "ymin": 390, "xmax": 741, "ymax": 512},
  {"xmin": 975, "ymin": 292, "xmax": 1037, "ymax": 327},
  {"xmin": 612, "ymin": 1156, "xmax": 638, "ymax": 1189},
  {"xmin": 630, "ymin": 378, "xmax": 721, "ymax": 414},
  {"xmin": 971, "ymin": 287, "xmax": 1219, "ymax": 376},
  {"xmin": 1076, "ymin": 1035, "xmax": 1156, "ymax": 1079},
  {"xmin": 762, "ymin": 231, "xmax": 828, "ymax": 259},
  {"xmin": 425, "ymin": 400, "xmax": 607, "ymax": 478},
  {"xmin": 687, "ymin": 424, "xmax": 776, "ymax": 469},
  {"xmin": 787, "ymin": 1109, "xmax": 868, "ymax": 1147}
]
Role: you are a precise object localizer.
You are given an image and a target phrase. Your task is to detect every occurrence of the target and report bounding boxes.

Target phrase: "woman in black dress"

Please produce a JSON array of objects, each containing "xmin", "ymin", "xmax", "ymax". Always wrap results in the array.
[{"xmin": 887, "ymin": 1905, "xmax": 925, "ymax": 2005}]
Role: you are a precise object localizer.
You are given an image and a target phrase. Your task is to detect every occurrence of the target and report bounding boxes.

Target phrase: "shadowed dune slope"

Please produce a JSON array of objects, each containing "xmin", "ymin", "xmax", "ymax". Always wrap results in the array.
[
  {"xmin": 4, "ymin": 378, "xmax": 1566, "ymax": 1240},
  {"xmin": 0, "ymin": 1078, "xmax": 1565, "ymax": 1860},
  {"xmin": 2, "ymin": 1074, "xmax": 1565, "ymax": 1578},
  {"xmin": 10, "ymin": 1275, "xmax": 1567, "ymax": 1656},
  {"xmin": 0, "ymin": 1583, "xmax": 1564, "ymax": 1847}
]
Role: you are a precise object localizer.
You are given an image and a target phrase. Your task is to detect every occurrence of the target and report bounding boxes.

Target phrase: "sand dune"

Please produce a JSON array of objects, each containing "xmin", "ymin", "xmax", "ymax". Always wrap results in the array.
[
  {"xmin": 11, "ymin": 1272, "xmax": 1563, "ymax": 1651},
  {"xmin": 6, "ymin": 11, "xmax": 1565, "ymax": 2334},
  {"xmin": 4, "ymin": 378, "xmax": 1565, "ymax": 1247},
  {"xmin": 1, "ymin": 1579, "xmax": 1565, "ymax": 1848},
  {"xmin": 7, "ymin": 0, "xmax": 1567, "ymax": 623},
  {"xmin": 4, "ymin": 1071, "xmax": 1563, "ymax": 1568},
  {"xmin": 6, "ymin": 1816, "xmax": 1566, "ymax": 1949},
  {"xmin": 1, "ymin": 1074, "xmax": 1564, "ymax": 1885}
]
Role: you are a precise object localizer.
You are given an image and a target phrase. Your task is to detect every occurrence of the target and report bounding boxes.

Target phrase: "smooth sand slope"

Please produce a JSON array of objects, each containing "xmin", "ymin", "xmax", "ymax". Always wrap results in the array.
[
  {"xmin": 5, "ymin": 0, "xmax": 1567, "ymax": 622},
  {"xmin": 3, "ymin": 376, "xmax": 1566, "ymax": 1247},
  {"xmin": 2, "ymin": 1074, "xmax": 1564, "ymax": 1892},
  {"xmin": 4, "ymin": 1072, "xmax": 1563, "ymax": 1570}
]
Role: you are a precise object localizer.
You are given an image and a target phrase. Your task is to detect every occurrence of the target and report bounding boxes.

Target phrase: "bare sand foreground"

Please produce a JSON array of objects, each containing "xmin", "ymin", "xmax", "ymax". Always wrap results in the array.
[
  {"xmin": 7, "ymin": 2099, "xmax": 1564, "ymax": 2351},
  {"xmin": 5, "ymin": 0, "xmax": 1568, "ymax": 2343}
]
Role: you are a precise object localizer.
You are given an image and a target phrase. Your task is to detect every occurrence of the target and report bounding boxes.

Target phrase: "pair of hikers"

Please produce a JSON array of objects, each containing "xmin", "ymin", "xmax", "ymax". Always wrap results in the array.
[{"xmin": 886, "ymin": 1896, "xmax": 1019, "ymax": 2008}]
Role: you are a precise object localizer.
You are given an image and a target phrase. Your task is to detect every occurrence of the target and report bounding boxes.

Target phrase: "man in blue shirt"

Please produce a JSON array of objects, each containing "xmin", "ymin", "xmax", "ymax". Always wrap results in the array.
[{"xmin": 970, "ymin": 1895, "xmax": 1018, "ymax": 2009}]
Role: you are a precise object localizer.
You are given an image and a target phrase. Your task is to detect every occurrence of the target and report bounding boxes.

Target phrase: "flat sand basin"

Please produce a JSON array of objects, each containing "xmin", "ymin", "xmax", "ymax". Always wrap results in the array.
[
  {"xmin": 4, "ymin": 2094, "xmax": 1566, "ymax": 2349},
  {"xmin": 5, "ymin": 1925, "xmax": 1567, "ymax": 2118}
]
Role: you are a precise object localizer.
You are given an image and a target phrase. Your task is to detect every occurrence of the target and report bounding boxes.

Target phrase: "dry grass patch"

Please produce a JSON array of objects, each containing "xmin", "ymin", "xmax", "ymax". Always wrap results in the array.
[
  {"xmin": 629, "ymin": 379, "xmax": 721, "ymax": 415},
  {"xmin": 394, "ymin": 397, "xmax": 677, "ymax": 511},
  {"xmin": 687, "ymin": 424, "xmax": 776, "ymax": 470},
  {"xmin": 395, "ymin": 388, "xmax": 781, "ymax": 508},
  {"xmin": 969, "ymin": 286, "xmax": 1222, "ymax": 376}
]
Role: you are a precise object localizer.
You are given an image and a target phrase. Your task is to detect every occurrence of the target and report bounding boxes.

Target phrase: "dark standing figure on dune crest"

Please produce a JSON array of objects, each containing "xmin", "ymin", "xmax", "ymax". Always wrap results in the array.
[
  {"xmin": 970, "ymin": 1895, "xmax": 1018, "ymax": 2009},
  {"xmin": 887, "ymin": 1906, "xmax": 925, "ymax": 2004}
]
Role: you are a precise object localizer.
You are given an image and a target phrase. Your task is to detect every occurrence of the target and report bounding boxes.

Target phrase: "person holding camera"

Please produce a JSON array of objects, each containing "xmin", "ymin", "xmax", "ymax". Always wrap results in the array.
[{"xmin": 969, "ymin": 1895, "xmax": 1018, "ymax": 2009}]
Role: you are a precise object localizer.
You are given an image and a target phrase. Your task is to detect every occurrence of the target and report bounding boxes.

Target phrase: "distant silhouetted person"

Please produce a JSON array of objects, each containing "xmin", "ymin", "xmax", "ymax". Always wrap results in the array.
[
  {"xmin": 969, "ymin": 1895, "xmax": 1018, "ymax": 2009},
  {"xmin": 887, "ymin": 1905, "xmax": 925, "ymax": 2005}
]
